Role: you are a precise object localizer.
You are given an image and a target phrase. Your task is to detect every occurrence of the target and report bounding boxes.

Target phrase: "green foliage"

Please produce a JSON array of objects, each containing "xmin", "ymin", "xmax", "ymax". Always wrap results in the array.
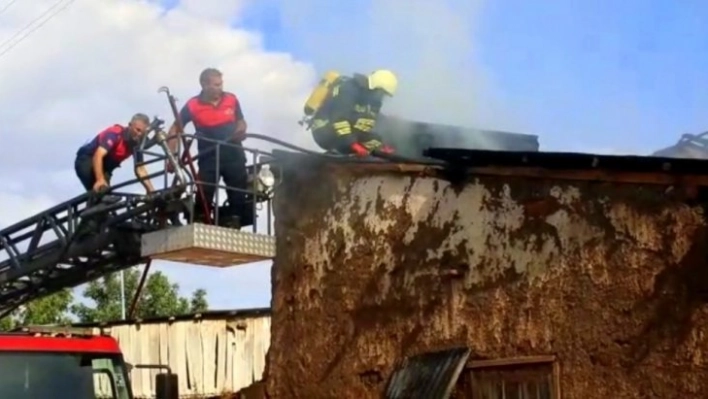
[
  {"xmin": 0, "ymin": 269, "xmax": 209, "ymax": 327},
  {"xmin": 21, "ymin": 289, "xmax": 74, "ymax": 325},
  {"xmin": 0, "ymin": 316, "xmax": 13, "ymax": 332},
  {"xmin": 72, "ymin": 267, "xmax": 209, "ymax": 323},
  {"xmin": 0, "ymin": 289, "xmax": 74, "ymax": 331},
  {"xmin": 190, "ymin": 289, "xmax": 208, "ymax": 313}
]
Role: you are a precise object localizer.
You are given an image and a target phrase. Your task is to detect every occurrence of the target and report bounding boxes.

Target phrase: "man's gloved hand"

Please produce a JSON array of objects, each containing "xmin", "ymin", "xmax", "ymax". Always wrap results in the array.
[
  {"xmin": 362, "ymin": 139, "xmax": 394, "ymax": 155},
  {"xmin": 378, "ymin": 145, "xmax": 395, "ymax": 154},
  {"xmin": 350, "ymin": 142, "xmax": 370, "ymax": 157},
  {"xmin": 362, "ymin": 139, "xmax": 382, "ymax": 150}
]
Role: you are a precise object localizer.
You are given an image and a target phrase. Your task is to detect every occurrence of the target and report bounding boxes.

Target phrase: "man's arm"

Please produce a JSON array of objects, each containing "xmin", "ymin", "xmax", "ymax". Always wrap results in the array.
[
  {"xmin": 133, "ymin": 148, "xmax": 155, "ymax": 193},
  {"xmin": 234, "ymin": 99, "xmax": 247, "ymax": 140},
  {"xmin": 92, "ymin": 132, "xmax": 118, "ymax": 187},
  {"xmin": 167, "ymin": 104, "xmax": 192, "ymax": 155},
  {"xmin": 92, "ymin": 148, "xmax": 108, "ymax": 186}
]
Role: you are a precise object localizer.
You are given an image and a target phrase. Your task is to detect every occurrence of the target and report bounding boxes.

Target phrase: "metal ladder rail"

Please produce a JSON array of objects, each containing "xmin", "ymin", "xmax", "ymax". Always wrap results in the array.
[
  {"xmin": 177, "ymin": 133, "xmax": 274, "ymax": 232},
  {"xmin": 0, "ymin": 187, "xmax": 187, "ymax": 316},
  {"xmin": 0, "ymin": 165, "xmax": 171, "ymax": 271},
  {"xmin": 135, "ymin": 127, "xmax": 275, "ymax": 232}
]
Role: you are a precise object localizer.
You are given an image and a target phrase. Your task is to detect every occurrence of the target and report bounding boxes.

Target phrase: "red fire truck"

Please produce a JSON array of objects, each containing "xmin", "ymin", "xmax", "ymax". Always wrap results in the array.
[{"xmin": 0, "ymin": 326, "xmax": 177, "ymax": 399}]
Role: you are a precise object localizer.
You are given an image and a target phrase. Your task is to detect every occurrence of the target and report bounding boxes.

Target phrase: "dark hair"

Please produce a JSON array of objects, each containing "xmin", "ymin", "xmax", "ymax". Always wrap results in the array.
[{"xmin": 199, "ymin": 68, "xmax": 222, "ymax": 85}]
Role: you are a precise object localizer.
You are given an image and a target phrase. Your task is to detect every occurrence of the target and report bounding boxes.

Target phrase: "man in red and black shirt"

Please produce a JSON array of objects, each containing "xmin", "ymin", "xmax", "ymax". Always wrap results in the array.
[
  {"xmin": 75, "ymin": 113, "xmax": 156, "ymax": 194},
  {"xmin": 167, "ymin": 68, "xmax": 248, "ymax": 227}
]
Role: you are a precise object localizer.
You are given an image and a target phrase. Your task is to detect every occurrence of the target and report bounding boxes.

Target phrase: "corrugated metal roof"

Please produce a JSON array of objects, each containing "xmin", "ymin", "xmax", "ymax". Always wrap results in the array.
[{"xmin": 385, "ymin": 347, "xmax": 470, "ymax": 399}]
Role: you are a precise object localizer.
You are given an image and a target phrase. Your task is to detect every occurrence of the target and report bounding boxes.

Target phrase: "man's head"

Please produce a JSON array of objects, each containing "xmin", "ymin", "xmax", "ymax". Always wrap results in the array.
[
  {"xmin": 127, "ymin": 113, "xmax": 150, "ymax": 142},
  {"xmin": 200, "ymin": 68, "xmax": 224, "ymax": 100}
]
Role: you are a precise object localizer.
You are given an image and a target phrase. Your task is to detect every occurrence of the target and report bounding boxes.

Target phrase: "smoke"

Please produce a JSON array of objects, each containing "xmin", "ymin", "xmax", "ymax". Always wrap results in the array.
[{"xmin": 276, "ymin": 0, "xmax": 530, "ymax": 152}]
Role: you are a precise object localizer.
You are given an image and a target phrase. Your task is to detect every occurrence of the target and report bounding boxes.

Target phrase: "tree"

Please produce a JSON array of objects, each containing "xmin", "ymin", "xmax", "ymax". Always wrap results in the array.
[
  {"xmin": 72, "ymin": 268, "xmax": 208, "ymax": 323},
  {"xmin": 190, "ymin": 289, "xmax": 208, "ymax": 313},
  {"xmin": 0, "ymin": 289, "xmax": 73, "ymax": 331},
  {"xmin": 0, "ymin": 316, "xmax": 13, "ymax": 332},
  {"xmin": 21, "ymin": 289, "xmax": 74, "ymax": 325}
]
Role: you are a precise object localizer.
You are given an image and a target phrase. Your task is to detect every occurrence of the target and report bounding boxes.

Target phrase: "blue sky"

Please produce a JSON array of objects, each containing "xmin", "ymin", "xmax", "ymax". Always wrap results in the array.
[{"xmin": 239, "ymin": 0, "xmax": 708, "ymax": 154}]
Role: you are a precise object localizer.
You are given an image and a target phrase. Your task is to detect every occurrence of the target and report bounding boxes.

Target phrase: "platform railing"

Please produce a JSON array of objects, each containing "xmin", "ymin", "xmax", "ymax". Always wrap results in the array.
[{"xmin": 130, "ymin": 124, "xmax": 275, "ymax": 235}]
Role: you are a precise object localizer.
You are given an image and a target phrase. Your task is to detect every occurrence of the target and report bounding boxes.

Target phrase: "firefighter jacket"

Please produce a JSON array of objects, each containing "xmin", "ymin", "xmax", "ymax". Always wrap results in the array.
[{"xmin": 313, "ymin": 74, "xmax": 384, "ymax": 146}]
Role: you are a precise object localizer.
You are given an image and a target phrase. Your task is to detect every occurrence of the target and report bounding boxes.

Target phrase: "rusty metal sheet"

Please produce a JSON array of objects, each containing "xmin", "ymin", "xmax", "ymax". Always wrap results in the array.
[{"xmin": 384, "ymin": 347, "xmax": 470, "ymax": 399}]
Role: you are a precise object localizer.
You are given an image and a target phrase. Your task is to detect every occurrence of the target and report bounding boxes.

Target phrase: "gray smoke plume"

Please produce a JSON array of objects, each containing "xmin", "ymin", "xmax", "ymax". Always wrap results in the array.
[{"xmin": 277, "ymin": 0, "xmax": 533, "ymax": 153}]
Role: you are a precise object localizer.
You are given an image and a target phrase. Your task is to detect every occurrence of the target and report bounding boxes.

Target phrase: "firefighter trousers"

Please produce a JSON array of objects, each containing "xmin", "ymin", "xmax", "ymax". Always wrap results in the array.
[
  {"xmin": 74, "ymin": 155, "xmax": 112, "ymax": 192},
  {"xmin": 194, "ymin": 148, "xmax": 248, "ymax": 220},
  {"xmin": 312, "ymin": 125, "xmax": 385, "ymax": 155}
]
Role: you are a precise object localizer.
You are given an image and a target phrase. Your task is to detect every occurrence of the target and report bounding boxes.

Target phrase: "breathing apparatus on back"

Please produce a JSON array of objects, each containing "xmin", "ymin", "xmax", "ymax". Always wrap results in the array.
[{"xmin": 298, "ymin": 69, "xmax": 398, "ymax": 129}]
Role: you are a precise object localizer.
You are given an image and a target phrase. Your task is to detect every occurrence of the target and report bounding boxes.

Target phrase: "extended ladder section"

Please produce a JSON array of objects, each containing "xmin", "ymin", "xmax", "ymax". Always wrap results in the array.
[
  {"xmin": 0, "ymin": 113, "xmax": 277, "ymax": 315},
  {"xmin": 0, "ymin": 186, "xmax": 186, "ymax": 316}
]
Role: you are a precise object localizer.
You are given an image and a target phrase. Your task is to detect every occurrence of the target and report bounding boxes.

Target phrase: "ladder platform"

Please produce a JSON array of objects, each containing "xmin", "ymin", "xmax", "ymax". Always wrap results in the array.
[{"xmin": 140, "ymin": 223, "xmax": 275, "ymax": 267}]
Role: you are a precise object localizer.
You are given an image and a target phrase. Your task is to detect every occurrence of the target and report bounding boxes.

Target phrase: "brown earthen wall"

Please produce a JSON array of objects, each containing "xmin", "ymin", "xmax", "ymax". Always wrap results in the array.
[{"xmin": 266, "ymin": 164, "xmax": 708, "ymax": 399}]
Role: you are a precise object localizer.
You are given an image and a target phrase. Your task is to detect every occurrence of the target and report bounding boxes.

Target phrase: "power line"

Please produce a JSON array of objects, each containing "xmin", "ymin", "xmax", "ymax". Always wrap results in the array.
[
  {"xmin": 0, "ymin": 0, "xmax": 20, "ymax": 17},
  {"xmin": 0, "ymin": 0, "xmax": 74, "ymax": 54},
  {"xmin": 0, "ymin": 0, "xmax": 76, "ymax": 60}
]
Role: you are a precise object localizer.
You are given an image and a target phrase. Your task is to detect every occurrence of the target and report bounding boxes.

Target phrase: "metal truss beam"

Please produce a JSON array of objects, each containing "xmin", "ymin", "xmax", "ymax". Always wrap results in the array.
[{"xmin": 0, "ymin": 187, "xmax": 188, "ymax": 315}]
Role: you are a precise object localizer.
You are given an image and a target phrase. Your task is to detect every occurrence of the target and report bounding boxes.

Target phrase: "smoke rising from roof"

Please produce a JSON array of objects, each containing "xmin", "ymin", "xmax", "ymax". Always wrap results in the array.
[{"xmin": 277, "ymin": 0, "xmax": 532, "ymax": 152}]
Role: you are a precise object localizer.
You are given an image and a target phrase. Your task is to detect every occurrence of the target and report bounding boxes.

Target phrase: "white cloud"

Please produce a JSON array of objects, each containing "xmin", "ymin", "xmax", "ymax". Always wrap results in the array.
[
  {"xmin": 0, "ymin": 0, "xmax": 318, "ymax": 168},
  {"xmin": 0, "ymin": 0, "xmax": 318, "ymax": 309}
]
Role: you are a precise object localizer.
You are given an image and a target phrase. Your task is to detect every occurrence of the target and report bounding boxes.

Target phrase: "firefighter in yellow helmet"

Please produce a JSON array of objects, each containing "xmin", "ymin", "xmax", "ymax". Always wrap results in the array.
[{"xmin": 303, "ymin": 69, "xmax": 398, "ymax": 157}]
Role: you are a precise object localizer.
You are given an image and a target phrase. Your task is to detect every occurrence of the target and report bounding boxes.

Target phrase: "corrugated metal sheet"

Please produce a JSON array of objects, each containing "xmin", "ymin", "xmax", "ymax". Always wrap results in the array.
[
  {"xmin": 385, "ymin": 347, "xmax": 470, "ymax": 399},
  {"xmin": 93, "ymin": 314, "xmax": 271, "ymax": 398}
]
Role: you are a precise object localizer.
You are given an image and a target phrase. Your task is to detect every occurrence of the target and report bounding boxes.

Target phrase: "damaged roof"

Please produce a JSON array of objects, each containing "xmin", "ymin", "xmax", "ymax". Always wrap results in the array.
[
  {"xmin": 373, "ymin": 115, "xmax": 540, "ymax": 156},
  {"xmin": 272, "ymin": 147, "xmax": 708, "ymax": 187}
]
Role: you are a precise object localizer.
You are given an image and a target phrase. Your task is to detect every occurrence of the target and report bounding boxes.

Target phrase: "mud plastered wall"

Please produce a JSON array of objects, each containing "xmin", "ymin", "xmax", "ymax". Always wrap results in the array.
[{"xmin": 266, "ymin": 165, "xmax": 708, "ymax": 399}]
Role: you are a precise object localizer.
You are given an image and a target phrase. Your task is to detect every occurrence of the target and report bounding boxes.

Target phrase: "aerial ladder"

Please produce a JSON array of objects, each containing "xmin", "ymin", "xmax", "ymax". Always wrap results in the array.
[{"xmin": 0, "ymin": 87, "xmax": 277, "ymax": 319}]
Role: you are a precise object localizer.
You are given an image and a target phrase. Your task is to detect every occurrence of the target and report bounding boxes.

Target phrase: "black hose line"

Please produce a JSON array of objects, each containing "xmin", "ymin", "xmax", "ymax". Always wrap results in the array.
[{"xmin": 244, "ymin": 133, "xmax": 446, "ymax": 166}]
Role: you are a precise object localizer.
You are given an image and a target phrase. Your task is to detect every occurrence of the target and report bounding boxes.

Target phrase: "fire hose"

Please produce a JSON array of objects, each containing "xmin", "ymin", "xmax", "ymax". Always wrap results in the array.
[{"xmin": 243, "ymin": 133, "xmax": 446, "ymax": 166}]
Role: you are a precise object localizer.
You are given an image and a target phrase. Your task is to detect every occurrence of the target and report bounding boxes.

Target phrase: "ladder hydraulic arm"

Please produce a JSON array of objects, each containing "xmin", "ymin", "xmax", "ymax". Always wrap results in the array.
[{"xmin": 0, "ymin": 186, "xmax": 189, "ymax": 317}]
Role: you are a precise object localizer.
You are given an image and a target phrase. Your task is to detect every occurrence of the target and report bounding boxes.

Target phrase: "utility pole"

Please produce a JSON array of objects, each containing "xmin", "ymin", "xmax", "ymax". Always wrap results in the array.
[{"xmin": 120, "ymin": 270, "xmax": 126, "ymax": 319}]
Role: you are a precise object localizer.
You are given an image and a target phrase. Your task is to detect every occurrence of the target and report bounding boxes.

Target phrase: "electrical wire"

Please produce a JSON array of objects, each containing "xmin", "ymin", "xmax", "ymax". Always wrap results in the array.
[
  {"xmin": 0, "ymin": 0, "xmax": 76, "ymax": 60},
  {"xmin": 0, "ymin": 0, "xmax": 20, "ymax": 17}
]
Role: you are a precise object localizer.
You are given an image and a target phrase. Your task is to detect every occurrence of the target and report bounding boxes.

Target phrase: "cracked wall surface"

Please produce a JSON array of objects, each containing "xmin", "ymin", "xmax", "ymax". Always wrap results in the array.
[{"xmin": 266, "ymin": 161, "xmax": 708, "ymax": 399}]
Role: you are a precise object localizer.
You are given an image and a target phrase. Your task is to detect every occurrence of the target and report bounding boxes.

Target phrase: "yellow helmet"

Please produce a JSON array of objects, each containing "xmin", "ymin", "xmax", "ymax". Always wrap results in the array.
[{"xmin": 368, "ymin": 69, "xmax": 398, "ymax": 96}]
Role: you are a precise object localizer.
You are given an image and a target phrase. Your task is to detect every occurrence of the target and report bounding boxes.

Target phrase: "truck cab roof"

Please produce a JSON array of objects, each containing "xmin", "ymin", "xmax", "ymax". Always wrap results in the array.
[{"xmin": 0, "ymin": 326, "xmax": 121, "ymax": 354}]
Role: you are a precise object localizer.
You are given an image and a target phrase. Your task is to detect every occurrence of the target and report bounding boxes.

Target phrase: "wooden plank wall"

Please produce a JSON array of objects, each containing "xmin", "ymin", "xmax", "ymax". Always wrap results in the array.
[{"xmin": 94, "ymin": 315, "xmax": 271, "ymax": 398}]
